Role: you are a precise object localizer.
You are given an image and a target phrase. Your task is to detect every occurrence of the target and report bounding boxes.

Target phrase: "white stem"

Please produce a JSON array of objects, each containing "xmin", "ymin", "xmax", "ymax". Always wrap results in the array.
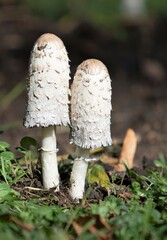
[
  {"xmin": 70, "ymin": 147, "xmax": 89, "ymax": 200},
  {"xmin": 41, "ymin": 126, "xmax": 59, "ymax": 191}
]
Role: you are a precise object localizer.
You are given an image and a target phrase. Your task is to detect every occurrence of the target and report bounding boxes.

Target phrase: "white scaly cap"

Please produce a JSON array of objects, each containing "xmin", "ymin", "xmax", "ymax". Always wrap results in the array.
[
  {"xmin": 70, "ymin": 59, "xmax": 112, "ymax": 149},
  {"xmin": 24, "ymin": 33, "xmax": 70, "ymax": 128}
]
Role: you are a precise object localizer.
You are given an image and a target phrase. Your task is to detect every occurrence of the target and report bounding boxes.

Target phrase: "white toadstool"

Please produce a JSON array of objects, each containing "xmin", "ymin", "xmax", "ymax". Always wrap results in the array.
[
  {"xmin": 121, "ymin": 0, "xmax": 146, "ymax": 18},
  {"xmin": 70, "ymin": 59, "xmax": 112, "ymax": 200},
  {"xmin": 24, "ymin": 33, "xmax": 70, "ymax": 190}
]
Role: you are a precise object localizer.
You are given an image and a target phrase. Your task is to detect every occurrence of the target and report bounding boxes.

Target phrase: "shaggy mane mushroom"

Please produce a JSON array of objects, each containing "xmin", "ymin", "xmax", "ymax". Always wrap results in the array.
[
  {"xmin": 70, "ymin": 59, "xmax": 112, "ymax": 200},
  {"xmin": 24, "ymin": 33, "xmax": 70, "ymax": 191}
]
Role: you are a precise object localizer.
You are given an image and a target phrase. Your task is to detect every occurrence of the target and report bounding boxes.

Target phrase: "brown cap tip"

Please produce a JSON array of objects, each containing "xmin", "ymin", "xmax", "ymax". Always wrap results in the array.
[
  {"xmin": 35, "ymin": 33, "xmax": 64, "ymax": 50},
  {"xmin": 78, "ymin": 59, "xmax": 108, "ymax": 75}
]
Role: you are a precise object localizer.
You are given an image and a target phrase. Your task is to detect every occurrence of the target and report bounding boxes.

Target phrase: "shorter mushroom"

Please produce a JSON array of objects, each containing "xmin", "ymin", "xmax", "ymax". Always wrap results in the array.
[
  {"xmin": 70, "ymin": 59, "xmax": 112, "ymax": 200},
  {"xmin": 24, "ymin": 33, "xmax": 70, "ymax": 190}
]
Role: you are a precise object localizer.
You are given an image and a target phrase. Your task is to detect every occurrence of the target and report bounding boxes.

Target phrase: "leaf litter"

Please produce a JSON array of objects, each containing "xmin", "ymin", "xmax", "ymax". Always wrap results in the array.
[{"xmin": 0, "ymin": 131, "xmax": 167, "ymax": 239}]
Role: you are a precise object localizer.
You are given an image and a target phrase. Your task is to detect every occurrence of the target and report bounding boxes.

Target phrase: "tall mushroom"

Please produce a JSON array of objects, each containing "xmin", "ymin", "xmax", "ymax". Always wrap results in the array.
[
  {"xmin": 24, "ymin": 33, "xmax": 70, "ymax": 190},
  {"xmin": 70, "ymin": 59, "xmax": 112, "ymax": 200}
]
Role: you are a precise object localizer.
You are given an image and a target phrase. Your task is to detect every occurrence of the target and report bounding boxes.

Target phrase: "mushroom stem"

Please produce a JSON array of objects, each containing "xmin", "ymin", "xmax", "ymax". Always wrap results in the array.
[
  {"xmin": 70, "ymin": 147, "xmax": 89, "ymax": 200},
  {"xmin": 41, "ymin": 126, "xmax": 59, "ymax": 190}
]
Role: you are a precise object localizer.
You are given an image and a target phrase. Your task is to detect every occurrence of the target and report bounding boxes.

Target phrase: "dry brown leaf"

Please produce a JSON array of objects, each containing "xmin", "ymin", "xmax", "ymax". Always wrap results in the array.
[
  {"xmin": 57, "ymin": 154, "xmax": 69, "ymax": 161},
  {"xmin": 118, "ymin": 191, "xmax": 133, "ymax": 202},
  {"xmin": 72, "ymin": 214, "xmax": 112, "ymax": 240},
  {"xmin": 102, "ymin": 154, "xmax": 119, "ymax": 165},
  {"xmin": 72, "ymin": 220, "xmax": 83, "ymax": 235},
  {"xmin": 9, "ymin": 215, "xmax": 34, "ymax": 231},
  {"xmin": 115, "ymin": 128, "xmax": 137, "ymax": 171}
]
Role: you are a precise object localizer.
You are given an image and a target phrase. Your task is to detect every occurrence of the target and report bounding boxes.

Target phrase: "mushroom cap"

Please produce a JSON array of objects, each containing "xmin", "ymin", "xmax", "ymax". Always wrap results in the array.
[
  {"xmin": 24, "ymin": 33, "xmax": 70, "ymax": 128},
  {"xmin": 70, "ymin": 59, "xmax": 112, "ymax": 149}
]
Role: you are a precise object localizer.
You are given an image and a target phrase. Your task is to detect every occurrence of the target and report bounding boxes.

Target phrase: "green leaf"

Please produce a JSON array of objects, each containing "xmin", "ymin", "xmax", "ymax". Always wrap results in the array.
[
  {"xmin": 91, "ymin": 195, "xmax": 123, "ymax": 218},
  {"xmin": 0, "ymin": 141, "xmax": 10, "ymax": 151},
  {"xmin": 131, "ymin": 181, "xmax": 141, "ymax": 191},
  {"xmin": 154, "ymin": 154, "xmax": 167, "ymax": 168},
  {"xmin": 0, "ymin": 151, "xmax": 14, "ymax": 161},
  {"xmin": 87, "ymin": 164, "xmax": 111, "ymax": 189},
  {"xmin": 0, "ymin": 182, "xmax": 19, "ymax": 201},
  {"xmin": 15, "ymin": 147, "xmax": 27, "ymax": 154},
  {"xmin": 20, "ymin": 137, "xmax": 37, "ymax": 150},
  {"xmin": 154, "ymin": 160, "xmax": 164, "ymax": 168}
]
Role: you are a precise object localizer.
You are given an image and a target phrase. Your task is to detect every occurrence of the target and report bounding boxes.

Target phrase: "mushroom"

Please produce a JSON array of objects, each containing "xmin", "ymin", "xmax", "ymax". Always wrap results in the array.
[
  {"xmin": 70, "ymin": 59, "xmax": 112, "ymax": 200},
  {"xmin": 24, "ymin": 33, "xmax": 70, "ymax": 190},
  {"xmin": 121, "ymin": 0, "xmax": 146, "ymax": 18}
]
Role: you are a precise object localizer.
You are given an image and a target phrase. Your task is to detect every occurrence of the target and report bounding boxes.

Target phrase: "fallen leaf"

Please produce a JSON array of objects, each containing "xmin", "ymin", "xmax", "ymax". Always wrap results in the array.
[
  {"xmin": 102, "ymin": 155, "xmax": 119, "ymax": 165},
  {"xmin": 115, "ymin": 129, "xmax": 137, "ymax": 171},
  {"xmin": 87, "ymin": 164, "xmax": 111, "ymax": 190},
  {"xmin": 72, "ymin": 214, "xmax": 112, "ymax": 240},
  {"xmin": 9, "ymin": 215, "xmax": 34, "ymax": 231},
  {"xmin": 57, "ymin": 154, "xmax": 69, "ymax": 161},
  {"xmin": 118, "ymin": 191, "xmax": 133, "ymax": 202}
]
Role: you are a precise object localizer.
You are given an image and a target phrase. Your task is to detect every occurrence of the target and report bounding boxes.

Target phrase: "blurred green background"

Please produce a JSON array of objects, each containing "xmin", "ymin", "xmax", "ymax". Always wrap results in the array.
[
  {"xmin": 21, "ymin": 0, "xmax": 167, "ymax": 26},
  {"xmin": 0, "ymin": 0, "xmax": 167, "ymax": 160}
]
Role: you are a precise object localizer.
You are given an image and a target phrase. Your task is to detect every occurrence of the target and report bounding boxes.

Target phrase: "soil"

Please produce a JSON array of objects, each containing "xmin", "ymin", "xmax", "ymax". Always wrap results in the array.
[
  {"xmin": 0, "ymin": 2, "xmax": 167, "ymax": 168},
  {"xmin": 11, "ymin": 162, "xmax": 132, "ymax": 206}
]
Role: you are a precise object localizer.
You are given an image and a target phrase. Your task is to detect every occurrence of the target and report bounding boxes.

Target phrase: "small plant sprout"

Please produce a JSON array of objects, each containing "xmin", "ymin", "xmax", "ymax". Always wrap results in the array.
[
  {"xmin": 24, "ymin": 33, "xmax": 70, "ymax": 190},
  {"xmin": 70, "ymin": 59, "xmax": 112, "ymax": 200}
]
